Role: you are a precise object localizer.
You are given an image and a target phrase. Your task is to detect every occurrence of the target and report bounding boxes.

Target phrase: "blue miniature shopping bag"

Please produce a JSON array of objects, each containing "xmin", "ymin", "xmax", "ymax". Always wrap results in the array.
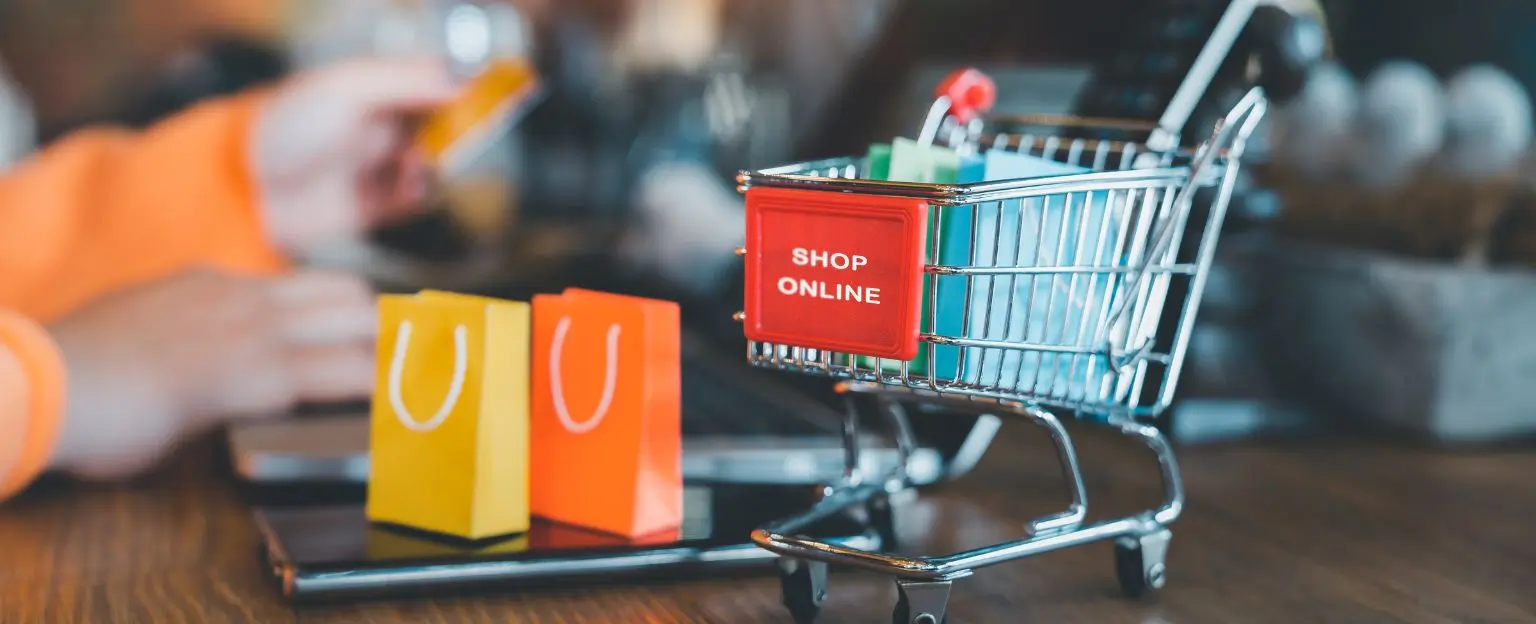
[{"xmin": 936, "ymin": 151, "xmax": 1126, "ymax": 402}]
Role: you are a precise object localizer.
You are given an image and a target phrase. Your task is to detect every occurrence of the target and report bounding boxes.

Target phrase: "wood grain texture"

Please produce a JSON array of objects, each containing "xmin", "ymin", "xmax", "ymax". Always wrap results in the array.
[{"xmin": 1, "ymin": 423, "xmax": 1535, "ymax": 623}]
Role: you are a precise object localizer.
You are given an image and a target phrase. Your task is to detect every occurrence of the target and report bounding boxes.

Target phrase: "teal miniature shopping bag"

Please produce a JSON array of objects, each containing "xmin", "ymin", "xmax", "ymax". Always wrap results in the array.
[{"xmin": 953, "ymin": 151, "xmax": 1121, "ymax": 401}]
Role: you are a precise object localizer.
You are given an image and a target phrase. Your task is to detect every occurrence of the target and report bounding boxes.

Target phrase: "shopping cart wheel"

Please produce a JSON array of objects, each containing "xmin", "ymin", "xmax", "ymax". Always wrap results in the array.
[
  {"xmin": 1114, "ymin": 527, "xmax": 1172, "ymax": 598},
  {"xmin": 892, "ymin": 578, "xmax": 952, "ymax": 624},
  {"xmin": 778, "ymin": 557, "xmax": 828, "ymax": 623}
]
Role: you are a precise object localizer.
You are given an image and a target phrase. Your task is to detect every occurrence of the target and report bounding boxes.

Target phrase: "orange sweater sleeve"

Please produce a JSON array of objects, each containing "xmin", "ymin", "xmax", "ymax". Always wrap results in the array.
[
  {"xmin": 0, "ymin": 92, "xmax": 287, "ymax": 323},
  {"xmin": 0, "ymin": 92, "xmax": 289, "ymax": 502}
]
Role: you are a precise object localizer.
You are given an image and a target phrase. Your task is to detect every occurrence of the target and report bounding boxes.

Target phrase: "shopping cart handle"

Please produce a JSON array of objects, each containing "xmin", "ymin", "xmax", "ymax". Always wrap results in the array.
[{"xmin": 936, "ymin": 67, "xmax": 996, "ymax": 124}]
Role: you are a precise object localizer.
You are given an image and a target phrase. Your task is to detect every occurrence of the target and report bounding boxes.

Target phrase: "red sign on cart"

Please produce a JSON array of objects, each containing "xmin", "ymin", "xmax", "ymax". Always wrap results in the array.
[{"xmin": 743, "ymin": 187, "xmax": 928, "ymax": 360}]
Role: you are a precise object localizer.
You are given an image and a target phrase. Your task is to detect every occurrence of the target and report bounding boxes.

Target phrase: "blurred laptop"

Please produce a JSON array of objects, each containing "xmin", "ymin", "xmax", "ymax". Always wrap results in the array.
[
  {"xmin": 227, "ymin": 327, "xmax": 1001, "ymax": 488},
  {"xmin": 230, "ymin": 228, "xmax": 1002, "ymax": 488},
  {"xmin": 222, "ymin": 55, "xmax": 1114, "ymax": 492}
]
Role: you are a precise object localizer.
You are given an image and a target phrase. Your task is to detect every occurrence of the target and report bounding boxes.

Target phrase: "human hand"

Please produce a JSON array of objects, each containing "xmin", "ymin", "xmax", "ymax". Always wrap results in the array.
[
  {"xmin": 47, "ymin": 269, "xmax": 378, "ymax": 479},
  {"xmin": 252, "ymin": 58, "xmax": 460, "ymax": 255}
]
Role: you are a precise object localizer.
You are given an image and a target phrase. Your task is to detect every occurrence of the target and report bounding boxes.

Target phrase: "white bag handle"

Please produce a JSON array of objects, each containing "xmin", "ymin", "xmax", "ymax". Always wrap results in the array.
[
  {"xmin": 387, "ymin": 321, "xmax": 469, "ymax": 433},
  {"xmin": 549, "ymin": 317, "xmax": 621, "ymax": 435}
]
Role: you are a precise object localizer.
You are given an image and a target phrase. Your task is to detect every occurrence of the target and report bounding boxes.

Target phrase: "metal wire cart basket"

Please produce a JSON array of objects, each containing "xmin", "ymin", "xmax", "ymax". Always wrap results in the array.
[{"xmin": 731, "ymin": 10, "xmax": 1270, "ymax": 622}]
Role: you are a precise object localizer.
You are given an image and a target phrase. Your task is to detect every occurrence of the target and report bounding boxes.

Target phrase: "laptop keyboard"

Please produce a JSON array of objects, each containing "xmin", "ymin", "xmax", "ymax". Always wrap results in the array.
[
  {"xmin": 291, "ymin": 335, "xmax": 844, "ymax": 438},
  {"xmin": 680, "ymin": 336, "xmax": 842, "ymax": 438}
]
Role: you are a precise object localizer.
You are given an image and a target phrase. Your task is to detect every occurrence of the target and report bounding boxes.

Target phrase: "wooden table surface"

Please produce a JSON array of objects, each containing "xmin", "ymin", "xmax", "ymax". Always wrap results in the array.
[{"xmin": 2, "ymin": 421, "xmax": 1535, "ymax": 623}]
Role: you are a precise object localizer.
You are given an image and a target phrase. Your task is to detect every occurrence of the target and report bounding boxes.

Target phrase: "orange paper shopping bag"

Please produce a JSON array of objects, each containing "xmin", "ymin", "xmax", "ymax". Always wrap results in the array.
[
  {"xmin": 367, "ymin": 291, "xmax": 531, "ymax": 540},
  {"xmin": 530, "ymin": 288, "xmax": 682, "ymax": 537}
]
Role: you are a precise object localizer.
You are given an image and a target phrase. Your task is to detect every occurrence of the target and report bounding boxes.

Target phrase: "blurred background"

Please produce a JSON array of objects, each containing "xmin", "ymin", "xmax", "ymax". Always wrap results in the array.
[{"xmin": 5, "ymin": 0, "xmax": 1536, "ymax": 446}]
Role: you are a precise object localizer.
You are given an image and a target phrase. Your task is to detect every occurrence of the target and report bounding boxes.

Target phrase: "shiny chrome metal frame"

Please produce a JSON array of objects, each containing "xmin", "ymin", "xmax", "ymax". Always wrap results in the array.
[
  {"xmin": 738, "ymin": 89, "xmax": 1267, "ymax": 420},
  {"xmin": 734, "ymin": 64, "xmax": 1267, "ymax": 621},
  {"xmin": 750, "ymin": 381, "xmax": 1184, "ymax": 575}
]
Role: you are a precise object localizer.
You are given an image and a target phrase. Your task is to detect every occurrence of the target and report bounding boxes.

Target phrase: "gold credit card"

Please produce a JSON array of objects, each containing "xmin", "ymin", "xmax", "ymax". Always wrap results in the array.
[{"xmin": 417, "ymin": 58, "xmax": 542, "ymax": 174}]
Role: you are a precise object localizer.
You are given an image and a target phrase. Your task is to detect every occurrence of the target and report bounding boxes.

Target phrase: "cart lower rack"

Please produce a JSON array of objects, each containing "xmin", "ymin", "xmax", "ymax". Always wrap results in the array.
[{"xmin": 732, "ymin": 58, "xmax": 1267, "ymax": 622}]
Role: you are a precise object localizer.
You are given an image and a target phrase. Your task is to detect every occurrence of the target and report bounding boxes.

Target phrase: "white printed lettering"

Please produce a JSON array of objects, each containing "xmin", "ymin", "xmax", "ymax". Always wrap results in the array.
[
  {"xmin": 778, "ymin": 248, "xmax": 880, "ymax": 305},
  {"xmin": 777, "ymin": 276, "xmax": 799, "ymax": 295},
  {"xmin": 789, "ymin": 248, "xmax": 868, "ymax": 271},
  {"xmin": 775, "ymin": 279, "xmax": 882, "ymax": 305}
]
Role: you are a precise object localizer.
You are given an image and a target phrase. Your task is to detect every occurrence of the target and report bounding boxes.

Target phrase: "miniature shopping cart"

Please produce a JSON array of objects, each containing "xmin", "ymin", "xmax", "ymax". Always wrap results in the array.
[{"xmin": 731, "ymin": 7, "xmax": 1272, "ymax": 622}]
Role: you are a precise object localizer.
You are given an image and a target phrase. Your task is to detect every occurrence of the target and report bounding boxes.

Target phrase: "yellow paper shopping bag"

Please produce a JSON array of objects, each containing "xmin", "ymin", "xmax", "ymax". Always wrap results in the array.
[{"xmin": 366, "ymin": 290, "xmax": 531, "ymax": 540}]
